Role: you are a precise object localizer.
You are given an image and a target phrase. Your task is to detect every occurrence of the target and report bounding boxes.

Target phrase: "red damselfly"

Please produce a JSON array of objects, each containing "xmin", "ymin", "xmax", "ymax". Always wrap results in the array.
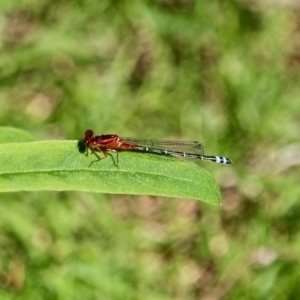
[{"xmin": 82, "ymin": 129, "xmax": 232, "ymax": 167}]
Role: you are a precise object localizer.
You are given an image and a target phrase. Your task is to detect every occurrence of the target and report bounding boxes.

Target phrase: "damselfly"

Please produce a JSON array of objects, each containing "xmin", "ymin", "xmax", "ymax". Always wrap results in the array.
[{"xmin": 82, "ymin": 129, "xmax": 232, "ymax": 167}]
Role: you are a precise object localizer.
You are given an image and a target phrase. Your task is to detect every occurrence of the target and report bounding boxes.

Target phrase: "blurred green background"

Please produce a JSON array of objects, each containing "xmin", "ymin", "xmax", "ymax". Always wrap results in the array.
[{"xmin": 1, "ymin": 0, "xmax": 300, "ymax": 299}]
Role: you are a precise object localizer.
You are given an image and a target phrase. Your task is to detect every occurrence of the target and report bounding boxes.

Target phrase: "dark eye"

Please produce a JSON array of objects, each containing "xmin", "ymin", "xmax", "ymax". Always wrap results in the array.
[{"xmin": 77, "ymin": 140, "xmax": 86, "ymax": 153}]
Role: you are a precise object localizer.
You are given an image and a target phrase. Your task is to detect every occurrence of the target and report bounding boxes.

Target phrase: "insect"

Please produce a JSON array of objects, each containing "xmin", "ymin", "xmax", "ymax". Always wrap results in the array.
[{"xmin": 81, "ymin": 129, "xmax": 232, "ymax": 167}]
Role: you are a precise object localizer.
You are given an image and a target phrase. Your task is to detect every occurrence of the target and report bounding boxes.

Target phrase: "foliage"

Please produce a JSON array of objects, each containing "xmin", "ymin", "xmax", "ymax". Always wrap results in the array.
[{"xmin": 0, "ymin": 0, "xmax": 300, "ymax": 299}]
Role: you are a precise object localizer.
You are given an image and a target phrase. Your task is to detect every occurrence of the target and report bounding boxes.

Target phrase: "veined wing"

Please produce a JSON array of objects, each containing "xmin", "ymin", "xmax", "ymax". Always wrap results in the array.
[{"xmin": 119, "ymin": 137, "xmax": 204, "ymax": 154}]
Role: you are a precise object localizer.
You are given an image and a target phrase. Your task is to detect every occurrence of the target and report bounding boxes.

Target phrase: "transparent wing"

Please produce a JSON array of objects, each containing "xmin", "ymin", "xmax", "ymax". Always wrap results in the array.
[{"xmin": 120, "ymin": 137, "xmax": 204, "ymax": 154}]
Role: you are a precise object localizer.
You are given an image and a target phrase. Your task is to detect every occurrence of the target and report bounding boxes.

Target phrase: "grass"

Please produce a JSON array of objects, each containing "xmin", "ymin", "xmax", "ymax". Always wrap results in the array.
[{"xmin": 0, "ymin": 1, "xmax": 300, "ymax": 299}]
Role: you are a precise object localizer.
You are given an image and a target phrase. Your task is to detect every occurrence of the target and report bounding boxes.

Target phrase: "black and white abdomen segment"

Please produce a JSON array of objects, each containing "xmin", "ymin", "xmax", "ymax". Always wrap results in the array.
[{"xmin": 201, "ymin": 155, "xmax": 232, "ymax": 165}]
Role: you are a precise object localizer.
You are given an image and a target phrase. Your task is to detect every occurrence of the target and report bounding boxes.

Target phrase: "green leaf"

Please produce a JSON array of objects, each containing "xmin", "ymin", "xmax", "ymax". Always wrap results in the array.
[
  {"xmin": 0, "ymin": 128, "xmax": 222, "ymax": 204},
  {"xmin": 0, "ymin": 126, "xmax": 36, "ymax": 143}
]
